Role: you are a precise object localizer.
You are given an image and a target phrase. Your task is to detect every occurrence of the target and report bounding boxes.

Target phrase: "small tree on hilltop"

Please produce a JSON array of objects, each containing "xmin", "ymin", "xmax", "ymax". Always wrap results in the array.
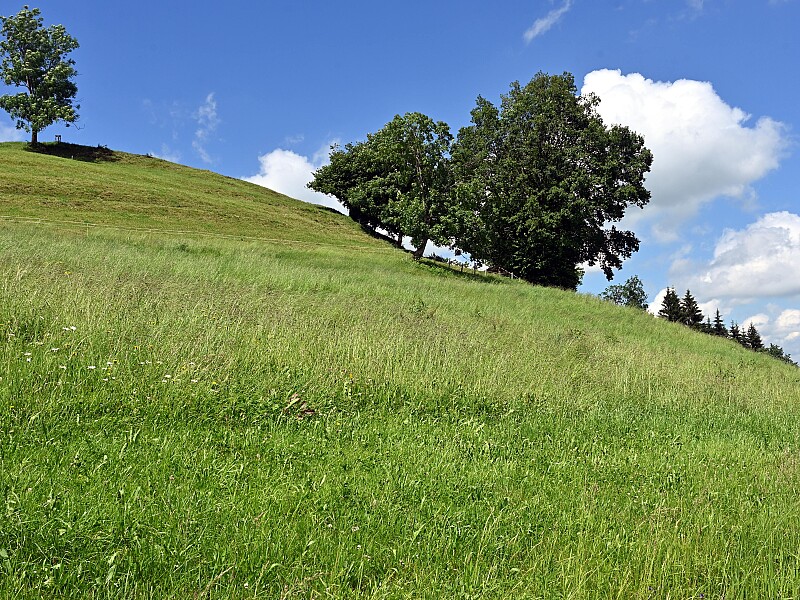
[
  {"xmin": 680, "ymin": 290, "xmax": 704, "ymax": 329},
  {"xmin": 764, "ymin": 344, "xmax": 797, "ymax": 367},
  {"xmin": 0, "ymin": 5, "xmax": 79, "ymax": 144},
  {"xmin": 729, "ymin": 321, "xmax": 742, "ymax": 345},
  {"xmin": 744, "ymin": 323, "xmax": 764, "ymax": 350},
  {"xmin": 700, "ymin": 315, "xmax": 713, "ymax": 335},
  {"xmin": 712, "ymin": 309, "xmax": 727, "ymax": 337},
  {"xmin": 658, "ymin": 287, "xmax": 682, "ymax": 322},
  {"xmin": 600, "ymin": 275, "xmax": 648, "ymax": 309}
]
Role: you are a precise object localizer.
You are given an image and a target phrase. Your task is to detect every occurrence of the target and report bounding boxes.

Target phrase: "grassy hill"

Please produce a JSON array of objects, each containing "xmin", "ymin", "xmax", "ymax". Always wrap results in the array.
[{"xmin": 2, "ymin": 142, "xmax": 800, "ymax": 598}]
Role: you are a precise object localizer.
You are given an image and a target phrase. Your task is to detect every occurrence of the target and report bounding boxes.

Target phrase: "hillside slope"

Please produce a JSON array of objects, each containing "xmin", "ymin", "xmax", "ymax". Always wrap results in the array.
[
  {"xmin": 2, "ymin": 143, "xmax": 800, "ymax": 598},
  {"xmin": 0, "ymin": 142, "xmax": 382, "ymax": 247}
]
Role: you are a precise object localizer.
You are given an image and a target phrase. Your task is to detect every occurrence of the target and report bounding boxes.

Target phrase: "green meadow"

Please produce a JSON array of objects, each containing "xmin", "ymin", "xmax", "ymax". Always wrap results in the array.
[{"xmin": 2, "ymin": 142, "xmax": 800, "ymax": 598}]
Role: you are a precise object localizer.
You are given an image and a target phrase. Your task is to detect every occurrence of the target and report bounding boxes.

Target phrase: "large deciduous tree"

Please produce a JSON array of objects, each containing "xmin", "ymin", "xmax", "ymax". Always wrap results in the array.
[
  {"xmin": 450, "ymin": 72, "xmax": 652, "ymax": 289},
  {"xmin": 309, "ymin": 112, "xmax": 453, "ymax": 259},
  {"xmin": 0, "ymin": 5, "xmax": 79, "ymax": 144}
]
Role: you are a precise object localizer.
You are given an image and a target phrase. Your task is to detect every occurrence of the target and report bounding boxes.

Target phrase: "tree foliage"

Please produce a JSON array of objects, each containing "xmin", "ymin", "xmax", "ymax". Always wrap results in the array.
[
  {"xmin": 744, "ymin": 323, "xmax": 764, "ymax": 350},
  {"xmin": 657, "ymin": 288, "xmax": 682, "ymax": 322},
  {"xmin": 679, "ymin": 290, "xmax": 704, "ymax": 329},
  {"xmin": 309, "ymin": 112, "xmax": 453, "ymax": 258},
  {"xmin": 600, "ymin": 275, "xmax": 648, "ymax": 309},
  {"xmin": 450, "ymin": 72, "xmax": 652, "ymax": 289},
  {"xmin": 712, "ymin": 309, "xmax": 727, "ymax": 337},
  {"xmin": 0, "ymin": 5, "xmax": 79, "ymax": 144}
]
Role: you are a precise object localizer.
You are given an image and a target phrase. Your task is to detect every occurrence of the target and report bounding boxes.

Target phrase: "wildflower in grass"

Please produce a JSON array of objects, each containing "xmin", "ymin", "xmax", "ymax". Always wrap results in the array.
[
  {"xmin": 23, "ymin": 352, "xmax": 32, "ymax": 356},
  {"xmin": 50, "ymin": 347, "xmax": 59, "ymax": 352},
  {"xmin": 59, "ymin": 365, "xmax": 66, "ymax": 370},
  {"xmin": 87, "ymin": 365, "xmax": 96, "ymax": 370}
]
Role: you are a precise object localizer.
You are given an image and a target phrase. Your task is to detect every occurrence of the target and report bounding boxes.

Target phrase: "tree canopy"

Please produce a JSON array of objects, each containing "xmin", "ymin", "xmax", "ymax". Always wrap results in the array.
[
  {"xmin": 310, "ymin": 73, "xmax": 652, "ymax": 288},
  {"xmin": 658, "ymin": 288, "xmax": 682, "ymax": 322},
  {"xmin": 0, "ymin": 5, "xmax": 79, "ymax": 144},
  {"xmin": 309, "ymin": 112, "xmax": 453, "ymax": 259},
  {"xmin": 450, "ymin": 72, "xmax": 652, "ymax": 289},
  {"xmin": 600, "ymin": 275, "xmax": 648, "ymax": 309}
]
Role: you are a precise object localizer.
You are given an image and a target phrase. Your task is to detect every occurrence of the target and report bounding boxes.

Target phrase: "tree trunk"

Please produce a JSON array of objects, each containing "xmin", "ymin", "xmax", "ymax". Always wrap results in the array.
[
  {"xmin": 31, "ymin": 129, "xmax": 38, "ymax": 145},
  {"xmin": 412, "ymin": 239, "xmax": 428, "ymax": 260}
]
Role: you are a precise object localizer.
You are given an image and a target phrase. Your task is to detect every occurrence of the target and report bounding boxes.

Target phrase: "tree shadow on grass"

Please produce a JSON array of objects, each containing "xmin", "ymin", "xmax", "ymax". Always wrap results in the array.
[
  {"xmin": 415, "ymin": 257, "xmax": 513, "ymax": 284},
  {"xmin": 25, "ymin": 141, "xmax": 119, "ymax": 163}
]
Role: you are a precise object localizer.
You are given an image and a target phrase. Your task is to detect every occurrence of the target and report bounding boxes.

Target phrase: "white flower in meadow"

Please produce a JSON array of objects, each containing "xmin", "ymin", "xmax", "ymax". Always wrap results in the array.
[
  {"xmin": 87, "ymin": 365, "xmax": 96, "ymax": 370},
  {"xmin": 23, "ymin": 352, "xmax": 31, "ymax": 356},
  {"xmin": 51, "ymin": 347, "xmax": 59, "ymax": 352}
]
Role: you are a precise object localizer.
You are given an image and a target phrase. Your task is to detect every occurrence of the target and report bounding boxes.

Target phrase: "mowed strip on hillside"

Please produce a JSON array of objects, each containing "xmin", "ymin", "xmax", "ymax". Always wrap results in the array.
[{"xmin": 0, "ymin": 142, "xmax": 384, "ymax": 249}]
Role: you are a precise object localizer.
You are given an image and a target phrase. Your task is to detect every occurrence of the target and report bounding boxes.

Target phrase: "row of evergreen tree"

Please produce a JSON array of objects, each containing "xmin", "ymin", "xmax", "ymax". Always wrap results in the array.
[{"xmin": 658, "ymin": 288, "xmax": 796, "ymax": 365}]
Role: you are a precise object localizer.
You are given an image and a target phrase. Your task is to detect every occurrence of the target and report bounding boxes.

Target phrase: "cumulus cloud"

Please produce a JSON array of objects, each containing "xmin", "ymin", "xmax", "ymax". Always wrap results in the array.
[
  {"xmin": 581, "ymin": 70, "xmax": 787, "ymax": 240},
  {"xmin": 742, "ymin": 310, "xmax": 800, "ymax": 357},
  {"xmin": 677, "ymin": 212, "xmax": 800, "ymax": 299},
  {"xmin": 524, "ymin": 0, "xmax": 573, "ymax": 43},
  {"xmin": 192, "ymin": 93, "xmax": 219, "ymax": 164},
  {"xmin": 0, "ymin": 121, "xmax": 23, "ymax": 142},
  {"xmin": 243, "ymin": 143, "xmax": 346, "ymax": 213}
]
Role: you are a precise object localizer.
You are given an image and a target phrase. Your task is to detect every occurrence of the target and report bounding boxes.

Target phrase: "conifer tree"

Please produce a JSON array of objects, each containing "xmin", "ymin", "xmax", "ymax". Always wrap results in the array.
[
  {"xmin": 729, "ymin": 321, "xmax": 742, "ymax": 344},
  {"xmin": 680, "ymin": 290, "xmax": 704, "ymax": 329},
  {"xmin": 700, "ymin": 316, "xmax": 713, "ymax": 335},
  {"xmin": 745, "ymin": 323, "xmax": 764, "ymax": 350},
  {"xmin": 712, "ymin": 309, "xmax": 727, "ymax": 337},
  {"xmin": 657, "ymin": 287, "xmax": 682, "ymax": 322}
]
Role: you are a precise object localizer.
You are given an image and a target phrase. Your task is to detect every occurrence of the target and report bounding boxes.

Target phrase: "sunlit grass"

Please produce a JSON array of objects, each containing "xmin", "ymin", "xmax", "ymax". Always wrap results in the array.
[{"xmin": 2, "ymin": 143, "xmax": 800, "ymax": 598}]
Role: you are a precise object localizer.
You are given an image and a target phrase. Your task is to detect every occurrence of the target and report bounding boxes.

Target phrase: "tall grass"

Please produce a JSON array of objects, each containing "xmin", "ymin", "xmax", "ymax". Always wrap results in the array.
[{"xmin": 2, "ymin": 144, "xmax": 800, "ymax": 598}]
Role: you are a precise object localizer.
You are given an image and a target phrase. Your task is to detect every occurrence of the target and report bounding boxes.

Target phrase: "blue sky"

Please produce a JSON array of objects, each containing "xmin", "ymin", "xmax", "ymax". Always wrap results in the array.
[{"xmin": 3, "ymin": 0, "xmax": 800, "ymax": 357}]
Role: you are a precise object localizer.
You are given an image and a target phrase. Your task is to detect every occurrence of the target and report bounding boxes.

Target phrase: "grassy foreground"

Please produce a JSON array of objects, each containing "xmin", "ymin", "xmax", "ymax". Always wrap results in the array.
[{"xmin": 2, "ymin": 143, "xmax": 800, "ymax": 598}]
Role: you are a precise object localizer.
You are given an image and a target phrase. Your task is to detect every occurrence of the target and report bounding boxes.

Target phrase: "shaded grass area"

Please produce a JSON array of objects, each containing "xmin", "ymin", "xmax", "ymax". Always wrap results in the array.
[
  {"xmin": 25, "ymin": 141, "xmax": 119, "ymax": 162},
  {"xmin": 2, "ymin": 222, "xmax": 800, "ymax": 598}
]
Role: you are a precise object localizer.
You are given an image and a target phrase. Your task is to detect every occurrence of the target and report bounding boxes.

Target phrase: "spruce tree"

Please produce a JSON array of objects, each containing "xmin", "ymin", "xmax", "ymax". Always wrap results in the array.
[
  {"xmin": 729, "ymin": 321, "xmax": 742, "ymax": 344},
  {"xmin": 700, "ymin": 316, "xmax": 713, "ymax": 335},
  {"xmin": 657, "ymin": 287, "xmax": 682, "ymax": 322},
  {"xmin": 680, "ymin": 290, "xmax": 704, "ymax": 329},
  {"xmin": 712, "ymin": 309, "xmax": 727, "ymax": 337},
  {"xmin": 745, "ymin": 323, "xmax": 764, "ymax": 350}
]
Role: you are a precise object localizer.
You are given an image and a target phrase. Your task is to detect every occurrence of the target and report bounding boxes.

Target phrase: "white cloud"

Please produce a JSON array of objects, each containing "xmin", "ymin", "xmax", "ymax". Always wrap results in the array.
[
  {"xmin": 523, "ymin": 0, "xmax": 573, "ymax": 43},
  {"xmin": 744, "ymin": 309, "xmax": 800, "ymax": 359},
  {"xmin": 243, "ymin": 143, "xmax": 346, "ymax": 213},
  {"xmin": 192, "ymin": 93, "xmax": 219, "ymax": 164},
  {"xmin": 678, "ymin": 212, "xmax": 800, "ymax": 299},
  {"xmin": 742, "ymin": 313, "xmax": 770, "ymax": 330},
  {"xmin": 150, "ymin": 144, "xmax": 182, "ymax": 164},
  {"xmin": 647, "ymin": 287, "xmax": 668, "ymax": 315},
  {"xmin": 581, "ymin": 70, "xmax": 787, "ymax": 241},
  {"xmin": 0, "ymin": 121, "xmax": 23, "ymax": 142}
]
